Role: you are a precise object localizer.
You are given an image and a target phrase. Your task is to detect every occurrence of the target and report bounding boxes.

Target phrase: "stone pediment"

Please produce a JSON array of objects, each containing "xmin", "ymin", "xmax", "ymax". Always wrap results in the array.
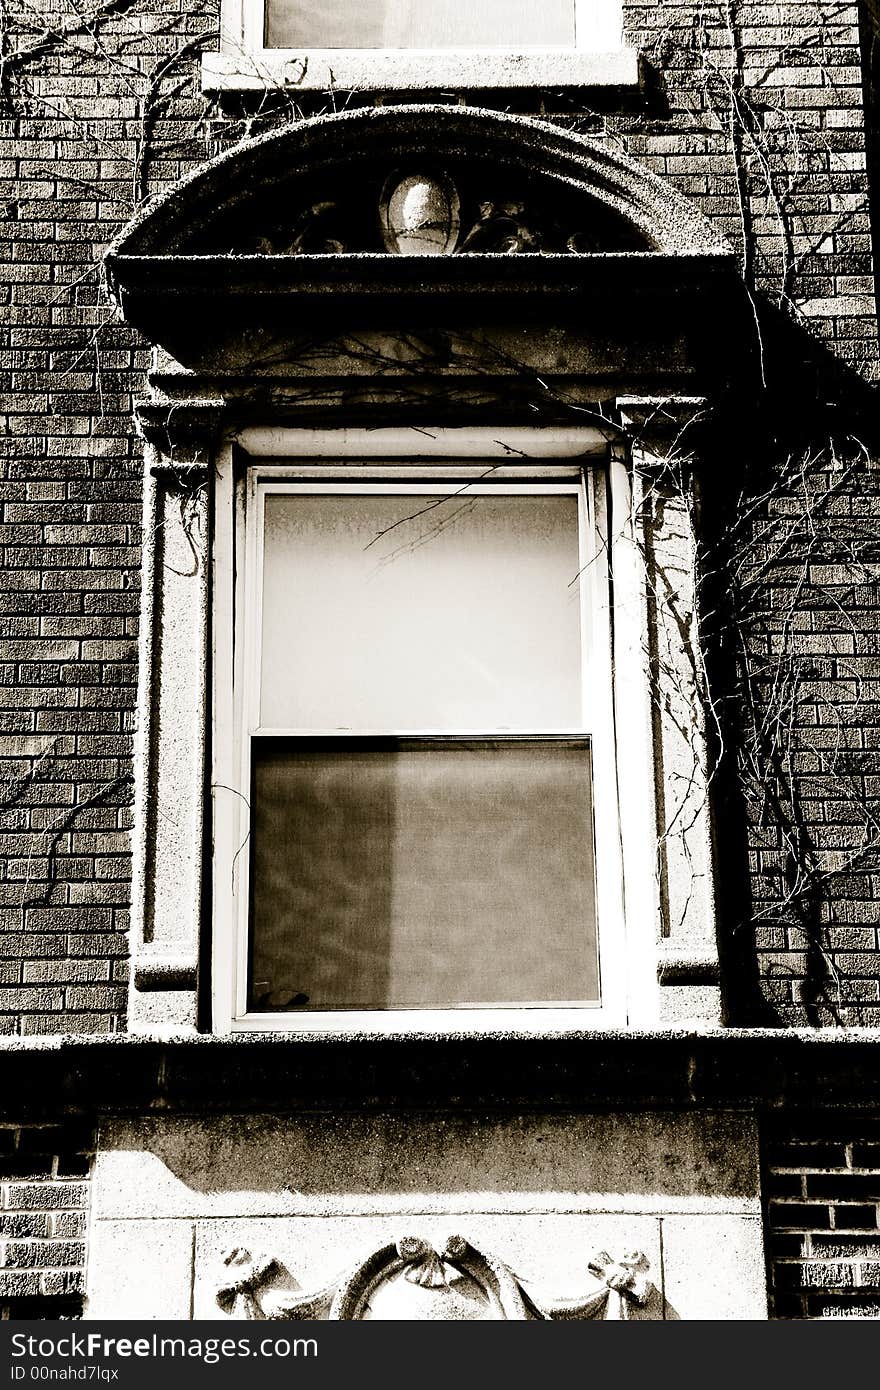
[
  {"xmin": 103, "ymin": 104, "xmax": 746, "ymax": 397},
  {"xmin": 109, "ymin": 105, "xmax": 730, "ymax": 261},
  {"xmin": 104, "ymin": 105, "xmax": 737, "ymax": 353}
]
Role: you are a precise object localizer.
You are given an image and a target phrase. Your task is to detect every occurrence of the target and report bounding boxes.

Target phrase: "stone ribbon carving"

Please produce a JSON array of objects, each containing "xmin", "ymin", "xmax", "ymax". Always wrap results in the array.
[
  {"xmin": 215, "ymin": 1238, "xmax": 657, "ymax": 1321},
  {"xmin": 542, "ymin": 1250, "xmax": 653, "ymax": 1321},
  {"xmin": 216, "ymin": 1249, "xmax": 278, "ymax": 1320},
  {"xmin": 217, "ymin": 1247, "xmax": 337, "ymax": 1321}
]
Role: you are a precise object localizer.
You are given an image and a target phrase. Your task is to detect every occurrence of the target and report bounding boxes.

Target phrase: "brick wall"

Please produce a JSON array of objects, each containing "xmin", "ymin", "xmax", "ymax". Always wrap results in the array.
[
  {"xmin": 0, "ymin": 1, "xmax": 878, "ymax": 1031},
  {"xmin": 0, "ymin": 1119, "xmax": 92, "ymax": 1317},
  {"xmin": 764, "ymin": 1116, "xmax": 880, "ymax": 1316},
  {"xmin": 0, "ymin": 1, "xmax": 213, "ymax": 1035},
  {"xmin": 621, "ymin": 2, "xmax": 878, "ymax": 378},
  {"xmin": 731, "ymin": 442, "xmax": 880, "ymax": 1026}
]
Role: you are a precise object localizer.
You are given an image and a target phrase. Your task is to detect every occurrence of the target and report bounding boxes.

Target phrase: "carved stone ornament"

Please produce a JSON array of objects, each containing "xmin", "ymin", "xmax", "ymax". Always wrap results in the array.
[
  {"xmin": 215, "ymin": 1238, "xmax": 657, "ymax": 1321},
  {"xmin": 283, "ymin": 172, "xmax": 591, "ymax": 258},
  {"xmin": 380, "ymin": 172, "xmax": 461, "ymax": 256}
]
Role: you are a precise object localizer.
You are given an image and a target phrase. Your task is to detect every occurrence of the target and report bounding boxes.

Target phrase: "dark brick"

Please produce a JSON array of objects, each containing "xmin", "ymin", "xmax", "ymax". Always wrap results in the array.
[
  {"xmin": 54, "ymin": 1155, "xmax": 90, "ymax": 1178},
  {"xmin": 808, "ymin": 1175, "xmax": 880, "ymax": 1200},
  {"xmin": 769, "ymin": 1232, "xmax": 806, "ymax": 1258},
  {"xmin": 833, "ymin": 1206, "xmax": 879, "ymax": 1230},
  {"xmin": 0, "ymin": 1155, "xmax": 53, "ymax": 1178},
  {"xmin": 765, "ymin": 1144, "xmax": 848, "ymax": 1169},
  {"xmin": 16, "ymin": 1123, "xmax": 92, "ymax": 1154},
  {"xmin": 768, "ymin": 1202, "xmax": 832, "ymax": 1229},
  {"xmin": 806, "ymin": 1294, "xmax": 880, "ymax": 1317},
  {"xmin": 771, "ymin": 1292, "xmax": 806, "ymax": 1318},
  {"xmin": 765, "ymin": 1173, "xmax": 804, "ymax": 1198},
  {"xmin": 852, "ymin": 1145, "xmax": 880, "ymax": 1167}
]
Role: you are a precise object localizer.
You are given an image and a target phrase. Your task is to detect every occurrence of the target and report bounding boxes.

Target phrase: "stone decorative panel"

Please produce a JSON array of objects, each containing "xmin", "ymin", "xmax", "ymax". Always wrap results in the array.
[
  {"xmin": 109, "ymin": 106, "xmax": 730, "ymax": 262},
  {"xmin": 214, "ymin": 1238, "xmax": 656, "ymax": 1321}
]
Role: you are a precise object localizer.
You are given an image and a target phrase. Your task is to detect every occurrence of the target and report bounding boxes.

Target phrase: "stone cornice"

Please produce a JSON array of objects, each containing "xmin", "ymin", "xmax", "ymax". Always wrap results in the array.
[{"xmin": 106, "ymin": 251, "xmax": 738, "ymax": 354}]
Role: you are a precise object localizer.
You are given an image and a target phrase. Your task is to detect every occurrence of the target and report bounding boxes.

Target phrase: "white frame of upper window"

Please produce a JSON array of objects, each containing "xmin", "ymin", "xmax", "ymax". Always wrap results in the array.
[
  {"xmin": 203, "ymin": 0, "xmax": 636, "ymax": 92},
  {"xmin": 212, "ymin": 426, "xmax": 659, "ymax": 1035}
]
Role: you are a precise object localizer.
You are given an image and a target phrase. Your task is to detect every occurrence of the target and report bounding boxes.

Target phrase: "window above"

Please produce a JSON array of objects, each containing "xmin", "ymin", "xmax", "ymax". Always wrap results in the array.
[
  {"xmin": 266, "ymin": 0, "xmax": 592, "ymax": 50},
  {"xmin": 203, "ymin": 0, "xmax": 637, "ymax": 92}
]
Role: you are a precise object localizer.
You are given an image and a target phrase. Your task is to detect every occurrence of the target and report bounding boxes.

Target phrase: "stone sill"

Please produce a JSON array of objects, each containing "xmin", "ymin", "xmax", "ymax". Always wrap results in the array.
[
  {"xmin": 2, "ymin": 1029, "xmax": 880, "ymax": 1117},
  {"xmin": 200, "ymin": 47, "xmax": 639, "ymax": 93}
]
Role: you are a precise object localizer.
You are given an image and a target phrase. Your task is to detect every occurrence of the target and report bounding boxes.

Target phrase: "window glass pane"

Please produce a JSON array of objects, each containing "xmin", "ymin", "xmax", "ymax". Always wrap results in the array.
[
  {"xmin": 249, "ymin": 739, "xmax": 598, "ymax": 1010},
  {"xmin": 265, "ymin": 0, "xmax": 577, "ymax": 49},
  {"xmin": 260, "ymin": 491, "xmax": 583, "ymax": 730}
]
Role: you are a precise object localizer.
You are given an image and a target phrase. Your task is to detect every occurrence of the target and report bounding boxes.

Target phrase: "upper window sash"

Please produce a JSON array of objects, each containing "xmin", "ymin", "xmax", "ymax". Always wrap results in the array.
[{"xmin": 252, "ymin": 481, "xmax": 591, "ymax": 737}]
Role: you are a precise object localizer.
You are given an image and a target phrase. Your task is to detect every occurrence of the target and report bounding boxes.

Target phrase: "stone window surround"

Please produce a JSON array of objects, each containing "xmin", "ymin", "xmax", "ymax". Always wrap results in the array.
[
  {"xmin": 102, "ymin": 103, "xmax": 737, "ymax": 1036},
  {"xmin": 128, "ymin": 419, "xmax": 723, "ymax": 1037},
  {"xmin": 202, "ymin": 0, "xmax": 636, "ymax": 92}
]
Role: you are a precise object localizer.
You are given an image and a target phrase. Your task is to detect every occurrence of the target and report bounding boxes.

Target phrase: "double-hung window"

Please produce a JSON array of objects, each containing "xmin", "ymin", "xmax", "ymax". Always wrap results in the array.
[{"xmin": 213, "ymin": 431, "xmax": 627, "ymax": 1032}]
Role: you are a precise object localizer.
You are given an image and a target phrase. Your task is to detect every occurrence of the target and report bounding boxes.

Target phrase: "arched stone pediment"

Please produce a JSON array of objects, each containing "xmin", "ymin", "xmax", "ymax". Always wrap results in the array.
[
  {"xmin": 105, "ymin": 104, "xmax": 743, "ymax": 411},
  {"xmin": 109, "ymin": 104, "xmax": 728, "ymax": 262}
]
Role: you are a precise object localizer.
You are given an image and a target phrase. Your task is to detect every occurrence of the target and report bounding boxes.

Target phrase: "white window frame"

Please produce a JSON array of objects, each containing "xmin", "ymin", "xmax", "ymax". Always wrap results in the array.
[
  {"xmin": 205, "ymin": 0, "xmax": 635, "ymax": 92},
  {"xmin": 213, "ymin": 427, "xmax": 658, "ymax": 1035}
]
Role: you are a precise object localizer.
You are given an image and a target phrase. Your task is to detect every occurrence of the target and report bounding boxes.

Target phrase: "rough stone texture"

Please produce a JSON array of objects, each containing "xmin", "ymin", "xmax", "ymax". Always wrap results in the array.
[
  {"xmin": 0, "ymin": 1119, "xmax": 92, "ymax": 1317},
  {"xmin": 660, "ymin": 1214, "xmax": 768, "ymax": 1318},
  {"xmin": 88, "ymin": 1214, "xmax": 669, "ymax": 1321},
  {"xmin": 87, "ymin": 1219, "xmax": 192, "ymax": 1321},
  {"xmin": 764, "ymin": 1114, "xmax": 880, "ymax": 1317},
  {"xmin": 200, "ymin": 45, "xmax": 641, "ymax": 93},
  {"xmin": 0, "ymin": 2, "xmax": 876, "ymax": 1032},
  {"xmin": 85, "ymin": 1109, "xmax": 766, "ymax": 1320},
  {"xmin": 91, "ymin": 1111, "xmax": 762, "ymax": 1218}
]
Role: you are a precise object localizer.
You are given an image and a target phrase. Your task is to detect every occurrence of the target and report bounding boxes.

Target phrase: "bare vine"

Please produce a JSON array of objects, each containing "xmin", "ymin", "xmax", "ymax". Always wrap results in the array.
[
  {"xmin": 633, "ymin": 421, "xmax": 880, "ymax": 1024},
  {"xmin": 646, "ymin": 2, "xmax": 872, "ymax": 345}
]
